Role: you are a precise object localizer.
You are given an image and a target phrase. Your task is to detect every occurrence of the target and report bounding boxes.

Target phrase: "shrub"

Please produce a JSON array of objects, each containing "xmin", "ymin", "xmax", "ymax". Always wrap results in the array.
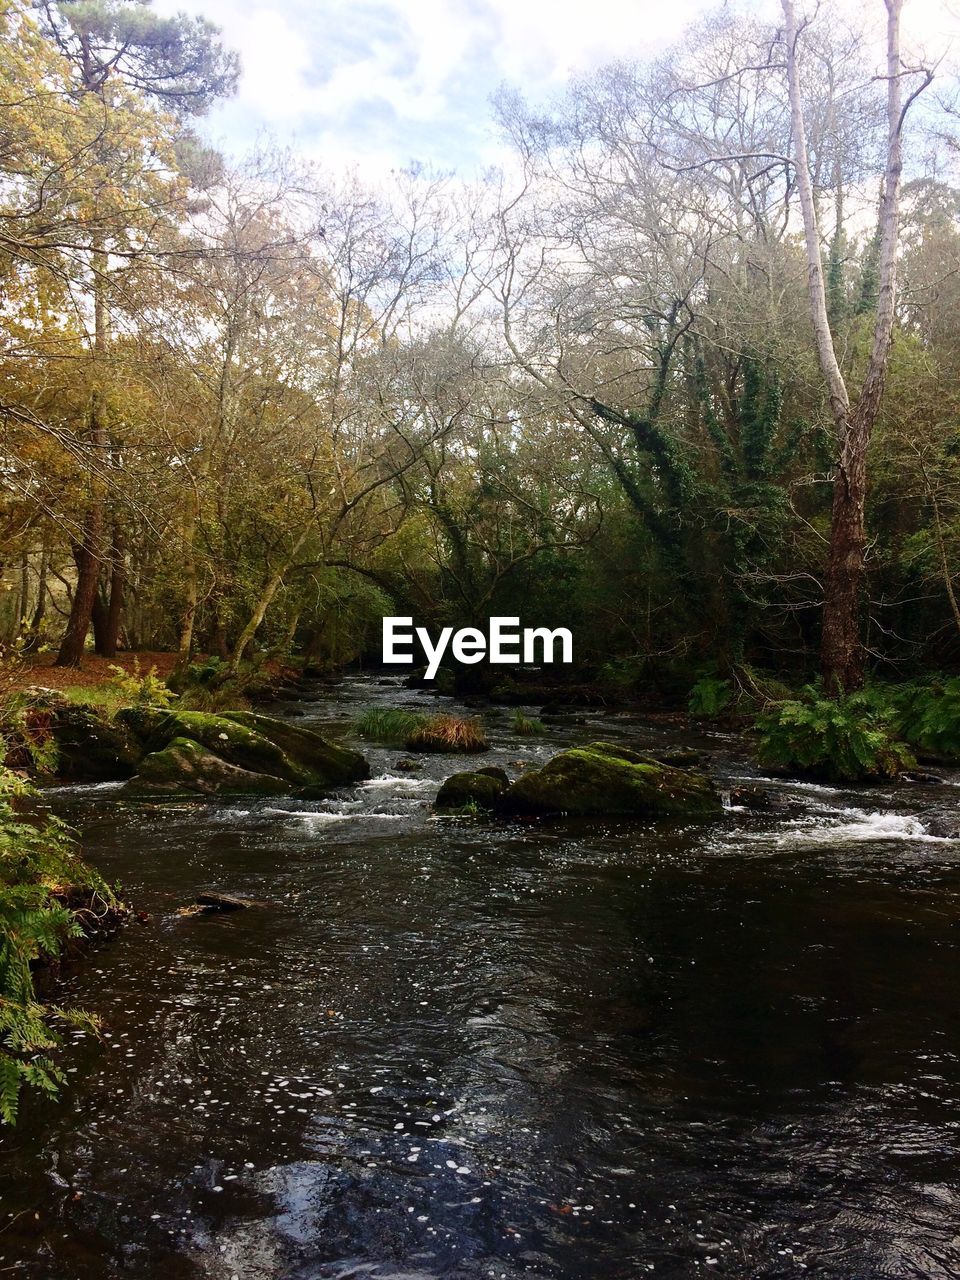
[
  {"xmin": 406, "ymin": 714, "xmax": 487, "ymax": 753},
  {"xmin": 353, "ymin": 706, "xmax": 427, "ymax": 744},
  {"xmin": 172, "ymin": 655, "xmax": 226, "ymax": 690},
  {"xmin": 108, "ymin": 659, "xmax": 178, "ymax": 709},
  {"xmin": 0, "ymin": 768, "xmax": 120, "ymax": 1123},
  {"xmin": 887, "ymin": 678, "xmax": 960, "ymax": 761},
  {"xmin": 512, "ymin": 710, "xmax": 546, "ymax": 736},
  {"xmin": 756, "ymin": 688, "xmax": 915, "ymax": 782},
  {"xmin": 688, "ymin": 677, "xmax": 733, "ymax": 719}
]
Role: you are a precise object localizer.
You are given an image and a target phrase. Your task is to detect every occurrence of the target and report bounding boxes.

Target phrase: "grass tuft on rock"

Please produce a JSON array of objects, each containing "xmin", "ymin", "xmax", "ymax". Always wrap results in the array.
[
  {"xmin": 512, "ymin": 710, "xmax": 546, "ymax": 736},
  {"xmin": 406, "ymin": 714, "xmax": 487, "ymax": 753},
  {"xmin": 352, "ymin": 706, "xmax": 428, "ymax": 744}
]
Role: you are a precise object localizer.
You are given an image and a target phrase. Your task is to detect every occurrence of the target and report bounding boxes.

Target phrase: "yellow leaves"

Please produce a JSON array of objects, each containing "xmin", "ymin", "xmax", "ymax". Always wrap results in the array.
[{"xmin": 0, "ymin": 0, "xmax": 186, "ymax": 274}]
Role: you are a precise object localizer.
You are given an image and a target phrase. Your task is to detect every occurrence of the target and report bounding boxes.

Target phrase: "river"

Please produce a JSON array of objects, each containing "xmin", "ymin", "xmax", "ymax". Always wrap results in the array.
[{"xmin": 2, "ymin": 673, "xmax": 959, "ymax": 1278}]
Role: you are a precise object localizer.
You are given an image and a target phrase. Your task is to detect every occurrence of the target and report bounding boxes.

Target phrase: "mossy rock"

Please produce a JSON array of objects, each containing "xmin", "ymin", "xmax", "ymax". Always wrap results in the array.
[
  {"xmin": 123, "ymin": 737, "xmax": 292, "ymax": 797},
  {"xmin": 117, "ymin": 707, "xmax": 368, "ymax": 795},
  {"xmin": 220, "ymin": 712, "xmax": 368, "ymax": 785},
  {"xmin": 502, "ymin": 741, "xmax": 722, "ymax": 820},
  {"xmin": 474, "ymin": 766, "xmax": 509, "ymax": 785},
  {"xmin": 22, "ymin": 691, "xmax": 140, "ymax": 781},
  {"xmin": 434, "ymin": 769, "xmax": 508, "ymax": 812}
]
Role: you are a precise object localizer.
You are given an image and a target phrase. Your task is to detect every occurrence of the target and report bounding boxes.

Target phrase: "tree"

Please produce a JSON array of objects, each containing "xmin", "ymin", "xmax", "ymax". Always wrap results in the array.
[
  {"xmin": 782, "ymin": 0, "xmax": 931, "ymax": 691},
  {"xmin": 34, "ymin": 0, "xmax": 237, "ymax": 666}
]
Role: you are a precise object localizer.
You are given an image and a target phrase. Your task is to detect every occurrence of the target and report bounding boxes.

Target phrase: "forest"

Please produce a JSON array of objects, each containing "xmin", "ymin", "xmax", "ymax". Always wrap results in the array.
[
  {"xmin": 3, "ymin": 2, "xmax": 960, "ymax": 1277},
  {"xmin": 0, "ymin": 0, "xmax": 956, "ymax": 704}
]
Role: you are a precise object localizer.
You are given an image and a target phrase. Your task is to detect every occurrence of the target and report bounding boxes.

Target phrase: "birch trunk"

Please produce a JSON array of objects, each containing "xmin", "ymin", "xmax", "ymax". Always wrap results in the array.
[{"xmin": 782, "ymin": 0, "xmax": 905, "ymax": 693}]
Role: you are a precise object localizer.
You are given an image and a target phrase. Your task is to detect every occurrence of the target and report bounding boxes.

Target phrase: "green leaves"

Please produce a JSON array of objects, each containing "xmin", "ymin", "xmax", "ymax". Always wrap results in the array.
[
  {"xmin": 884, "ymin": 678, "xmax": 960, "ymax": 762},
  {"xmin": 756, "ymin": 688, "xmax": 915, "ymax": 782},
  {"xmin": 688, "ymin": 677, "xmax": 733, "ymax": 720},
  {"xmin": 0, "ymin": 764, "xmax": 119, "ymax": 1124}
]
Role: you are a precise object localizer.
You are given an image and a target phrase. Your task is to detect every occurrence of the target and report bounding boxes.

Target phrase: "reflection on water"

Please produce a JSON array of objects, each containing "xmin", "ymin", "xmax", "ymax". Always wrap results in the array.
[{"xmin": 2, "ymin": 675, "xmax": 960, "ymax": 1278}]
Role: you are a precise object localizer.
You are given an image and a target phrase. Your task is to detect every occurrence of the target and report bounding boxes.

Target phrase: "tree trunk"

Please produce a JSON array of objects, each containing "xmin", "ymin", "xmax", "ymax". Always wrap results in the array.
[
  {"xmin": 23, "ymin": 537, "xmax": 49, "ymax": 655},
  {"xmin": 177, "ymin": 484, "xmax": 201, "ymax": 665},
  {"xmin": 226, "ymin": 527, "xmax": 310, "ymax": 677},
  {"xmin": 100, "ymin": 522, "xmax": 125, "ymax": 658},
  {"xmin": 57, "ymin": 514, "xmax": 105, "ymax": 667},
  {"xmin": 782, "ymin": 0, "xmax": 908, "ymax": 693},
  {"xmin": 820, "ymin": 410, "xmax": 869, "ymax": 690},
  {"xmin": 92, "ymin": 584, "xmax": 109, "ymax": 655},
  {"xmin": 17, "ymin": 549, "xmax": 29, "ymax": 631},
  {"xmin": 56, "ymin": 233, "xmax": 110, "ymax": 668}
]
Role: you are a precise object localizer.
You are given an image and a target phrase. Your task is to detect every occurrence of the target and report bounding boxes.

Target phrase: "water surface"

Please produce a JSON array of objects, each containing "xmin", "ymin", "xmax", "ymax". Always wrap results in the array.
[{"xmin": 2, "ymin": 676, "xmax": 959, "ymax": 1278}]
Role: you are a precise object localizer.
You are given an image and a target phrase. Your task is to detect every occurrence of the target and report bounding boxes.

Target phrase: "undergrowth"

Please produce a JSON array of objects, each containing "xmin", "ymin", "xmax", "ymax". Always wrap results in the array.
[
  {"xmin": 756, "ymin": 688, "xmax": 915, "ymax": 781},
  {"xmin": 0, "ymin": 767, "xmax": 120, "ymax": 1123}
]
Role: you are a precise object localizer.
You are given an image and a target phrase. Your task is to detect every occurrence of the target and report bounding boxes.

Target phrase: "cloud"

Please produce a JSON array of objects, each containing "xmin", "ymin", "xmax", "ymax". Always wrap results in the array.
[{"xmin": 152, "ymin": 0, "xmax": 959, "ymax": 178}]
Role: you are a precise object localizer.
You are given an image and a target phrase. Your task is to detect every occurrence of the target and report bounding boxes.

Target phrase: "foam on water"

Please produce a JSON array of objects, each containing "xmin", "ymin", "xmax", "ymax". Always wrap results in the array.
[
  {"xmin": 360, "ymin": 775, "xmax": 436, "ymax": 791},
  {"xmin": 784, "ymin": 807, "xmax": 956, "ymax": 844}
]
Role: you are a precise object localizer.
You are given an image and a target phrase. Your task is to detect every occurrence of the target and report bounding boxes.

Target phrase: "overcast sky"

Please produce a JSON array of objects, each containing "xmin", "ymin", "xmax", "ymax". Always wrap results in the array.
[{"xmin": 154, "ymin": 0, "xmax": 959, "ymax": 177}]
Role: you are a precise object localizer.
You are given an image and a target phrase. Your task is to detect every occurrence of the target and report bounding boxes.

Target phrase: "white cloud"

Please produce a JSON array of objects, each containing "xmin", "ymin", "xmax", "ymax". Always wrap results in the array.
[{"xmin": 152, "ymin": 0, "xmax": 959, "ymax": 178}]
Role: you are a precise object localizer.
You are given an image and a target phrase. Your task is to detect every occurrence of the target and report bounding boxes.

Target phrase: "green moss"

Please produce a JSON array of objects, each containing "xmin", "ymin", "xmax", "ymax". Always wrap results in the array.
[
  {"xmin": 117, "ymin": 707, "xmax": 368, "ymax": 795},
  {"xmin": 6, "ymin": 691, "xmax": 140, "ymax": 781},
  {"xmin": 124, "ymin": 737, "xmax": 292, "ymax": 797},
  {"xmin": 434, "ymin": 769, "xmax": 508, "ymax": 812},
  {"xmin": 503, "ymin": 741, "xmax": 722, "ymax": 819}
]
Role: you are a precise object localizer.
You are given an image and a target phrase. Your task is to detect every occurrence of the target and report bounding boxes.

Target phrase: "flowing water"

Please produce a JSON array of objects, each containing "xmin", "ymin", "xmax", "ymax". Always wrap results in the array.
[{"xmin": 2, "ymin": 674, "xmax": 960, "ymax": 1278}]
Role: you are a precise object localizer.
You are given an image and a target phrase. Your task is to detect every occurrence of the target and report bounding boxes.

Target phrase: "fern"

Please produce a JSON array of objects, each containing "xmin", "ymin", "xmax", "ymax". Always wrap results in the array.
[
  {"xmin": 887, "ymin": 678, "xmax": 960, "ymax": 761},
  {"xmin": 0, "ymin": 763, "xmax": 120, "ymax": 1123},
  {"xmin": 688, "ymin": 677, "xmax": 733, "ymax": 719},
  {"xmin": 107, "ymin": 660, "xmax": 178, "ymax": 708},
  {"xmin": 756, "ymin": 687, "xmax": 915, "ymax": 782}
]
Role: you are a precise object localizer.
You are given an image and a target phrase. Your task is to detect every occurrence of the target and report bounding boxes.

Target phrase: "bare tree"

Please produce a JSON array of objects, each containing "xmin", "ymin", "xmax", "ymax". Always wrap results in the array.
[{"xmin": 783, "ymin": 0, "xmax": 932, "ymax": 691}]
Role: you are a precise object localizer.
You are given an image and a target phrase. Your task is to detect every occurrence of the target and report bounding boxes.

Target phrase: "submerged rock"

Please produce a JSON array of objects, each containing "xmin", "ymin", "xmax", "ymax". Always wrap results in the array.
[
  {"xmin": 118, "ymin": 707, "xmax": 368, "ymax": 797},
  {"xmin": 501, "ymin": 741, "xmax": 722, "ymax": 820},
  {"xmin": 435, "ymin": 768, "xmax": 509, "ymax": 812},
  {"xmin": 195, "ymin": 891, "xmax": 264, "ymax": 911}
]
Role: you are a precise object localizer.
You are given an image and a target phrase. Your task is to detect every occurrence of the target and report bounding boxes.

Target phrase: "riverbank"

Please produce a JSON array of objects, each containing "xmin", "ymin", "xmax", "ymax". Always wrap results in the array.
[{"xmin": 0, "ymin": 769, "xmax": 126, "ymax": 1124}]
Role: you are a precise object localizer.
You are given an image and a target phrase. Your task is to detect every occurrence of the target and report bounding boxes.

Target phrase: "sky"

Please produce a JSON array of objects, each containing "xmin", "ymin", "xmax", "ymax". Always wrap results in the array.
[{"xmin": 153, "ymin": 0, "xmax": 959, "ymax": 178}]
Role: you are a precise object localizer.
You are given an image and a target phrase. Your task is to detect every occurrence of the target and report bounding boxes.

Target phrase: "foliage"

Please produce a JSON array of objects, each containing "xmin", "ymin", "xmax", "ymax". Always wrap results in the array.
[
  {"xmin": 0, "ymin": 768, "xmax": 119, "ymax": 1123},
  {"xmin": 172, "ymin": 656, "xmax": 227, "ymax": 689},
  {"xmin": 885, "ymin": 678, "xmax": 960, "ymax": 761},
  {"xmin": 352, "ymin": 707, "xmax": 427, "ymax": 745},
  {"xmin": 0, "ymin": 692, "xmax": 61, "ymax": 776},
  {"xmin": 512, "ymin": 710, "xmax": 546, "ymax": 736},
  {"xmin": 406, "ymin": 714, "xmax": 487, "ymax": 753},
  {"xmin": 688, "ymin": 677, "xmax": 733, "ymax": 720},
  {"xmin": 107, "ymin": 660, "xmax": 178, "ymax": 709},
  {"xmin": 756, "ymin": 689, "xmax": 915, "ymax": 782}
]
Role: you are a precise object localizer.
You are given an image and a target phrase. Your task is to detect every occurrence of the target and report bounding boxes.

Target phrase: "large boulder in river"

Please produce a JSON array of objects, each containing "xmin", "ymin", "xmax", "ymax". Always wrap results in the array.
[
  {"xmin": 118, "ymin": 707, "xmax": 368, "ymax": 797},
  {"xmin": 435, "ymin": 767, "xmax": 509, "ymax": 812},
  {"xmin": 501, "ymin": 741, "xmax": 722, "ymax": 820},
  {"xmin": 126, "ymin": 737, "xmax": 292, "ymax": 797}
]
